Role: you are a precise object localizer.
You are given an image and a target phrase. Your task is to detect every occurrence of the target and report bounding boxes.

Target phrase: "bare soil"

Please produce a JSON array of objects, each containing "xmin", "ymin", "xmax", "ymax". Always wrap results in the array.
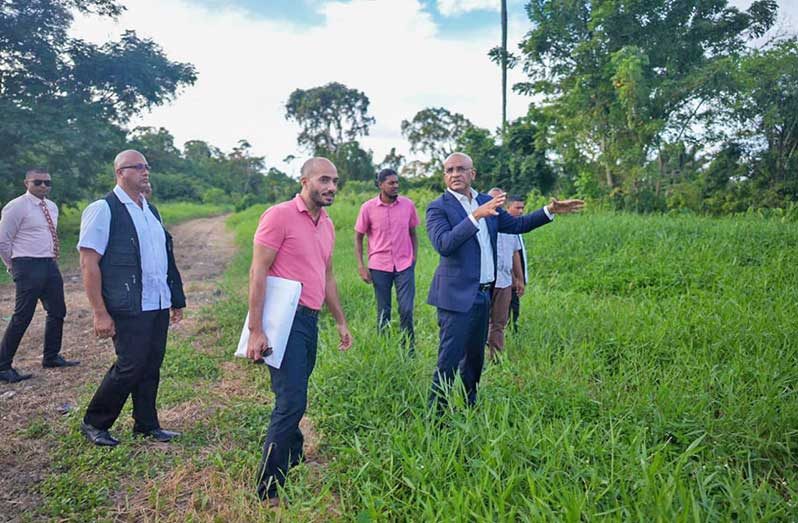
[{"xmin": 0, "ymin": 214, "xmax": 240, "ymax": 521}]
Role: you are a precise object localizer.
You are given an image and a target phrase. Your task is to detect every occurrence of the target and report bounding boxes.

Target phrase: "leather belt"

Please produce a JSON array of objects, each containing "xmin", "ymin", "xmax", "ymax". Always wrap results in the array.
[
  {"xmin": 478, "ymin": 282, "xmax": 494, "ymax": 292},
  {"xmin": 297, "ymin": 304, "xmax": 319, "ymax": 318}
]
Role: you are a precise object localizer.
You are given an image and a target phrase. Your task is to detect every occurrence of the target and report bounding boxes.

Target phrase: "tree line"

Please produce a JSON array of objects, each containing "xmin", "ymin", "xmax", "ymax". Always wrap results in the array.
[
  {"xmin": 2, "ymin": 0, "xmax": 795, "ymax": 214},
  {"xmin": 0, "ymin": 0, "xmax": 297, "ymax": 210},
  {"xmin": 284, "ymin": 1, "xmax": 797, "ymax": 214}
]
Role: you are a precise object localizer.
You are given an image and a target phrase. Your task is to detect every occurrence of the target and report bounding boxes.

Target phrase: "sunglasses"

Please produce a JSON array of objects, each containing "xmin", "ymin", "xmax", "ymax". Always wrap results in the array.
[{"xmin": 30, "ymin": 180, "xmax": 52, "ymax": 187}]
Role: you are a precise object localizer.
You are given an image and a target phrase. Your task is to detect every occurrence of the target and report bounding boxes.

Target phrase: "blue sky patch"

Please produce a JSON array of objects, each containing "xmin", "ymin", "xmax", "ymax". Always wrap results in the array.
[{"xmin": 189, "ymin": 0, "xmax": 529, "ymax": 36}]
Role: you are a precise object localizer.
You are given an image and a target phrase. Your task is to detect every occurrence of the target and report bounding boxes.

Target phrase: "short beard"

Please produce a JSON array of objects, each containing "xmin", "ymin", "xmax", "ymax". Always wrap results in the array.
[{"xmin": 310, "ymin": 188, "xmax": 333, "ymax": 207}]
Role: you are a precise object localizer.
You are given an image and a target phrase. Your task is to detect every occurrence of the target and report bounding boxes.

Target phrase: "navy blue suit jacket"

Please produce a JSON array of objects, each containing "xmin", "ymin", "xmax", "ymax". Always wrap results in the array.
[{"xmin": 426, "ymin": 191, "xmax": 551, "ymax": 313}]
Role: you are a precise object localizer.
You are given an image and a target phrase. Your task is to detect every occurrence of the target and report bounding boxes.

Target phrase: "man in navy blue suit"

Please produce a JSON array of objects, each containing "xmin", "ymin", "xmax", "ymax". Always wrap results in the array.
[{"xmin": 426, "ymin": 152, "xmax": 583, "ymax": 411}]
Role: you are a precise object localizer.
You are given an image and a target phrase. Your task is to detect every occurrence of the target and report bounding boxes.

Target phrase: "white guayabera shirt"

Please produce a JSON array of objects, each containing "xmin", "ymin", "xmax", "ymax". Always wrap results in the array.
[{"xmin": 78, "ymin": 185, "xmax": 172, "ymax": 311}]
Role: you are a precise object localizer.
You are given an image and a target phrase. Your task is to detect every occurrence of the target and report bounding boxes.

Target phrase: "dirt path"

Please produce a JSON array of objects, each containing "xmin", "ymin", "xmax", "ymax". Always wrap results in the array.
[{"xmin": 0, "ymin": 214, "xmax": 237, "ymax": 519}]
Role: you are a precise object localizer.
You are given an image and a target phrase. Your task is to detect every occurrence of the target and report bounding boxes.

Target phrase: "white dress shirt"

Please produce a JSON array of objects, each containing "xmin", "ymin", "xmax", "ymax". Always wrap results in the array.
[
  {"xmin": 447, "ymin": 188, "xmax": 495, "ymax": 284},
  {"xmin": 518, "ymin": 234, "xmax": 529, "ymax": 284},
  {"xmin": 0, "ymin": 192, "xmax": 59, "ymax": 269},
  {"xmin": 496, "ymin": 233, "xmax": 522, "ymax": 289},
  {"xmin": 78, "ymin": 185, "xmax": 171, "ymax": 311}
]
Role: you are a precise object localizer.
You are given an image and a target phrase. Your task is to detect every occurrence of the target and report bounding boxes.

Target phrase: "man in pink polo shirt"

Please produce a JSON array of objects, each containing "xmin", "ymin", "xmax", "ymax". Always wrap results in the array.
[
  {"xmin": 247, "ymin": 157, "xmax": 352, "ymax": 508},
  {"xmin": 355, "ymin": 168, "xmax": 419, "ymax": 353}
]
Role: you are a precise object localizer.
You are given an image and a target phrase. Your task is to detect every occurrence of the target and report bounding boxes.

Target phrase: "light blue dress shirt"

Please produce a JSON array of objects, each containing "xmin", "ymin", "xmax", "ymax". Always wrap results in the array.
[{"xmin": 78, "ymin": 185, "xmax": 171, "ymax": 311}]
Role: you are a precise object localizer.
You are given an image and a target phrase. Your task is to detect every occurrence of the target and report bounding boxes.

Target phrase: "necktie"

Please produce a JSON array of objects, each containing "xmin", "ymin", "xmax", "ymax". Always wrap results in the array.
[{"xmin": 39, "ymin": 200, "xmax": 60, "ymax": 259}]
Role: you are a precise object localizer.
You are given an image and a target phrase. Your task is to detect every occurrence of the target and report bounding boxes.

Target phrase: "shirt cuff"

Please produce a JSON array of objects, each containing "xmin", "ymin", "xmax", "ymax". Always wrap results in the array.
[
  {"xmin": 543, "ymin": 205, "xmax": 555, "ymax": 220},
  {"xmin": 468, "ymin": 213, "xmax": 479, "ymax": 227}
]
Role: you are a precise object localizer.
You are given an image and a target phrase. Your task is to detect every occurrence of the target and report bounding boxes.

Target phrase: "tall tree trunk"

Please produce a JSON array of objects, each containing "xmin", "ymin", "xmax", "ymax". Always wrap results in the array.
[{"xmin": 501, "ymin": 0, "xmax": 508, "ymax": 132}]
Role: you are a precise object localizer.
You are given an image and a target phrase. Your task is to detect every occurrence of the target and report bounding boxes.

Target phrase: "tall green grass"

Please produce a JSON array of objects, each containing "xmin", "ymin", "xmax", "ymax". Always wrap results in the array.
[
  {"xmin": 35, "ymin": 192, "xmax": 798, "ymax": 521},
  {"xmin": 223, "ymin": 195, "xmax": 798, "ymax": 520}
]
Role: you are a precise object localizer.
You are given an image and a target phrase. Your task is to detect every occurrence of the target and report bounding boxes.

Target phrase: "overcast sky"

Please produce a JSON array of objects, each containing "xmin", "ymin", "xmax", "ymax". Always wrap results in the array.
[{"xmin": 71, "ymin": 0, "xmax": 797, "ymax": 176}]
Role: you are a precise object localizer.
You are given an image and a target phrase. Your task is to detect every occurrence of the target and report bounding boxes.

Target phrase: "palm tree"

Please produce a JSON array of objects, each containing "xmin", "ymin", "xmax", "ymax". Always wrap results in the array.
[{"xmin": 501, "ymin": 0, "xmax": 508, "ymax": 131}]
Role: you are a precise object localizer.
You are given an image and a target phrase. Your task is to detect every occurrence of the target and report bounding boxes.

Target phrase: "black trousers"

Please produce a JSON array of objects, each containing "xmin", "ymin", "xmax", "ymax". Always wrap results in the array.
[
  {"xmin": 510, "ymin": 289, "xmax": 520, "ymax": 333},
  {"xmin": 0, "ymin": 257, "xmax": 66, "ymax": 370},
  {"xmin": 83, "ymin": 309, "xmax": 169, "ymax": 432}
]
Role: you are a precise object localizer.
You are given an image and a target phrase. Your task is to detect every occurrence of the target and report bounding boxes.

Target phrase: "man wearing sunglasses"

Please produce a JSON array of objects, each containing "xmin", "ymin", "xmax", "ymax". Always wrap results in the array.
[
  {"xmin": 0, "ymin": 169, "xmax": 79, "ymax": 384},
  {"xmin": 77, "ymin": 150, "xmax": 185, "ymax": 446}
]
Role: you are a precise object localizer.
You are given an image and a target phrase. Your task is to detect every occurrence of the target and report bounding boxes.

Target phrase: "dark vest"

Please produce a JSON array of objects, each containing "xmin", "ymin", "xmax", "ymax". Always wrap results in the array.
[{"xmin": 99, "ymin": 192, "xmax": 186, "ymax": 316}]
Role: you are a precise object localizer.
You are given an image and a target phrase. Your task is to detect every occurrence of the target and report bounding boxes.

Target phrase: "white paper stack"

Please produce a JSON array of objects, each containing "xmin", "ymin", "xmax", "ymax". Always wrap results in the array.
[{"xmin": 235, "ymin": 276, "xmax": 302, "ymax": 369}]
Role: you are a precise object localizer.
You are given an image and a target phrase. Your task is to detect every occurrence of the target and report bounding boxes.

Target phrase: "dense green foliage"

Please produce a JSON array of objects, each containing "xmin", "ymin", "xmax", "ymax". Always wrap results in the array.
[
  {"xmin": 126, "ymin": 128, "xmax": 297, "ymax": 209},
  {"xmin": 285, "ymin": 82, "xmax": 377, "ymax": 185},
  {"xmin": 0, "ymin": 0, "xmax": 196, "ymax": 206},
  {"xmin": 510, "ymin": 0, "xmax": 795, "ymax": 212},
  {"xmin": 3, "ymin": 1, "xmax": 794, "ymax": 216},
  {"xmin": 35, "ymin": 191, "xmax": 798, "ymax": 520}
]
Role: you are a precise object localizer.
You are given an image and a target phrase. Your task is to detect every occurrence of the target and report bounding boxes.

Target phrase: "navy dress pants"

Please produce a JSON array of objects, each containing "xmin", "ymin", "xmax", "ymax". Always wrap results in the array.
[
  {"xmin": 256, "ymin": 308, "xmax": 318, "ymax": 500},
  {"xmin": 370, "ymin": 264, "xmax": 415, "ymax": 352},
  {"xmin": 429, "ymin": 289, "xmax": 491, "ymax": 411}
]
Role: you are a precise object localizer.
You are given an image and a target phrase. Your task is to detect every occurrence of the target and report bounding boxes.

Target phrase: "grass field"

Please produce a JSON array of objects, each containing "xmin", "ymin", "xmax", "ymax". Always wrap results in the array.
[
  {"xmin": 33, "ymin": 191, "xmax": 798, "ymax": 521},
  {"xmin": 0, "ymin": 201, "xmax": 231, "ymax": 285}
]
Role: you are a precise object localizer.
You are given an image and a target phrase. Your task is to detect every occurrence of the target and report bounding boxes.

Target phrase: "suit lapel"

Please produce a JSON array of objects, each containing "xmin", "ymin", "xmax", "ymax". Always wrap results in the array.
[{"xmin": 443, "ymin": 191, "xmax": 468, "ymax": 222}]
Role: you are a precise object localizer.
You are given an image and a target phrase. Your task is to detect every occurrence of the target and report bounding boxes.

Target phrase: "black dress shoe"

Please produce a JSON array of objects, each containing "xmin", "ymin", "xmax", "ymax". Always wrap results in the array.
[
  {"xmin": 133, "ymin": 428, "xmax": 181, "ymax": 442},
  {"xmin": 80, "ymin": 422, "xmax": 119, "ymax": 447},
  {"xmin": 42, "ymin": 355, "xmax": 80, "ymax": 368},
  {"xmin": 0, "ymin": 368, "xmax": 32, "ymax": 383}
]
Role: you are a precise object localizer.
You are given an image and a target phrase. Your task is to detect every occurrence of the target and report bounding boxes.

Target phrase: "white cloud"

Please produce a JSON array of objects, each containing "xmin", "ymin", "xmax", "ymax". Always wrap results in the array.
[
  {"xmin": 70, "ymin": 0, "xmax": 528, "ymax": 175},
  {"xmin": 437, "ymin": 0, "xmax": 498, "ymax": 16}
]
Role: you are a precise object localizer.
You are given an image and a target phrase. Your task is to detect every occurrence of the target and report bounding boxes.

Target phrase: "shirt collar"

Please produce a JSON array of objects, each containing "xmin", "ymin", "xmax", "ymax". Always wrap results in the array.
[
  {"xmin": 293, "ymin": 194, "xmax": 328, "ymax": 221},
  {"xmin": 114, "ymin": 185, "xmax": 149, "ymax": 211},
  {"xmin": 447, "ymin": 187, "xmax": 478, "ymax": 204},
  {"xmin": 375, "ymin": 194, "xmax": 399, "ymax": 207},
  {"xmin": 24, "ymin": 192, "xmax": 46, "ymax": 204}
]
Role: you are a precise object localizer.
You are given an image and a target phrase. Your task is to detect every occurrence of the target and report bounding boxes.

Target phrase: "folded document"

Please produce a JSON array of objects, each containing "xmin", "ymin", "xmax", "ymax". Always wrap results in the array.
[{"xmin": 235, "ymin": 276, "xmax": 302, "ymax": 369}]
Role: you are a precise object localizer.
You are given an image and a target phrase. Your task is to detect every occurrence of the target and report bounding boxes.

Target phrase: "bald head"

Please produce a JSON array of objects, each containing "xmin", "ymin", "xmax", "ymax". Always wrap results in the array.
[
  {"xmin": 488, "ymin": 187, "xmax": 503, "ymax": 197},
  {"xmin": 299, "ymin": 156, "xmax": 339, "ymax": 209},
  {"xmin": 113, "ymin": 149, "xmax": 150, "ymax": 199},
  {"xmin": 443, "ymin": 152, "xmax": 473, "ymax": 168},
  {"xmin": 300, "ymin": 157, "xmax": 337, "ymax": 180},
  {"xmin": 442, "ymin": 151, "xmax": 476, "ymax": 195},
  {"xmin": 114, "ymin": 149, "xmax": 146, "ymax": 172}
]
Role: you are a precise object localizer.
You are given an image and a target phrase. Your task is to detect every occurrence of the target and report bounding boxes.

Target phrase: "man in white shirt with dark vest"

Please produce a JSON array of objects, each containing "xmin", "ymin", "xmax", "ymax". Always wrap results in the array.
[
  {"xmin": 77, "ymin": 150, "xmax": 185, "ymax": 446},
  {"xmin": 0, "ymin": 168, "xmax": 79, "ymax": 384}
]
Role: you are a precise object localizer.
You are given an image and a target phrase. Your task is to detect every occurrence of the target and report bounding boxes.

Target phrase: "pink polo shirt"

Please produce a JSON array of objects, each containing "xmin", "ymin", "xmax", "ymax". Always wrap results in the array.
[
  {"xmin": 354, "ymin": 195, "xmax": 418, "ymax": 272},
  {"xmin": 254, "ymin": 195, "xmax": 335, "ymax": 310}
]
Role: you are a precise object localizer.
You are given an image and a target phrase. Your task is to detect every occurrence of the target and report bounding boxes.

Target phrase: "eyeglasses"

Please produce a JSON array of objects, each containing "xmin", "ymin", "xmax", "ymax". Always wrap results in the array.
[
  {"xmin": 119, "ymin": 163, "xmax": 150, "ymax": 172},
  {"xmin": 30, "ymin": 180, "xmax": 52, "ymax": 187},
  {"xmin": 444, "ymin": 166, "xmax": 472, "ymax": 175}
]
